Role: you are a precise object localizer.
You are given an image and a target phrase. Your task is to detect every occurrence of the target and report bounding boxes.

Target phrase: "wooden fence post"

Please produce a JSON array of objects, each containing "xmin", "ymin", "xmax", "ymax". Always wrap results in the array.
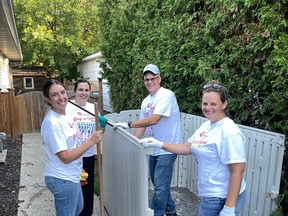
[
  {"xmin": 94, "ymin": 102, "xmax": 105, "ymax": 216},
  {"xmin": 9, "ymin": 89, "xmax": 16, "ymax": 137}
]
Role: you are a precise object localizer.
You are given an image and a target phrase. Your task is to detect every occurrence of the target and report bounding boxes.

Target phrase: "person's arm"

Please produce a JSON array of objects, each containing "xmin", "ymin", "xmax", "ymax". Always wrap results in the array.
[
  {"xmin": 57, "ymin": 130, "xmax": 102, "ymax": 164},
  {"xmin": 219, "ymin": 162, "xmax": 245, "ymax": 216},
  {"xmin": 141, "ymin": 137, "xmax": 192, "ymax": 155},
  {"xmin": 113, "ymin": 114, "xmax": 161, "ymax": 130},
  {"xmin": 132, "ymin": 114, "xmax": 162, "ymax": 138},
  {"xmin": 133, "ymin": 127, "xmax": 146, "ymax": 138},
  {"xmin": 130, "ymin": 114, "xmax": 161, "ymax": 128},
  {"xmin": 162, "ymin": 141, "xmax": 192, "ymax": 155},
  {"xmin": 225, "ymin": 163, "xmax": 245, "ymax": 207}
]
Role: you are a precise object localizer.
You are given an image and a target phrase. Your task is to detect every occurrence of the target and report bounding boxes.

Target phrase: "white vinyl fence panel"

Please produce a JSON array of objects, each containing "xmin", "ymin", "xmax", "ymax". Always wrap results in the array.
[
  {"xmin": 239, "ymin": 126, "xmax": 285, "ymax": 216},
  {"xmin": 103, "ymin": 111, "xmax": 153, "ymax": 216},
  {"xmin": 104, "ymin": 110, "xmax": 285, "ymax": 216}
]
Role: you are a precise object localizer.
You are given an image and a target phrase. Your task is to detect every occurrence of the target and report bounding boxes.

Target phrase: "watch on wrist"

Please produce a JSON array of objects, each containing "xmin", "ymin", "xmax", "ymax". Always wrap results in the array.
[{"xmin": 128, "ymin": 121, "xmax": 132, "ymax": 128}]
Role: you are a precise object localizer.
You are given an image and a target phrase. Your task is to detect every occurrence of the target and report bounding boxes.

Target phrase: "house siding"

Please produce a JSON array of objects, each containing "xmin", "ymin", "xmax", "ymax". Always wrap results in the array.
[
  {"xmin": 13, "ymin": 75, "xmax": 47, "ymax": 95},
  {"xmin": 0, "ymin": 54, "xmax": 3, "ymax": 89},
  {"xmin": 78, "ymin": 59, "xmax": 102, "ymax": 80},
  {"xmin": 0, "ymin": 54, "xmax": 13, "ymax": 90},
  {"xmin": 77, "ymin": 53, "xmax": 113, "ymax": 112}
]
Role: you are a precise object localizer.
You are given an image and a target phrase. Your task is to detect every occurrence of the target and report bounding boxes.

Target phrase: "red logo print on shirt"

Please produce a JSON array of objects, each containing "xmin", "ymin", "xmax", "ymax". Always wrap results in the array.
[
  {"xmin": 145, "ymin": 103, "xmax": 155, "ymax": 116},
  {"xmin": 199, "ymin": 131, "xmax": 205, "ymax": 137}
]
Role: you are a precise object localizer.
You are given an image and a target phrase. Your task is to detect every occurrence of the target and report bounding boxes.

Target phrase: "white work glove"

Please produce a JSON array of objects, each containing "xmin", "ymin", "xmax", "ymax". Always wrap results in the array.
[
  {"xmin": 113, "ymin": 122, "xmax": 129, "ymax": 130},
  {"xmin": 219, "ymin": 205, "xmax": 235, "ymax": 216},
  {"xmin": 140, "ymin": 137, "xmax": 163, "ymax": 148}
]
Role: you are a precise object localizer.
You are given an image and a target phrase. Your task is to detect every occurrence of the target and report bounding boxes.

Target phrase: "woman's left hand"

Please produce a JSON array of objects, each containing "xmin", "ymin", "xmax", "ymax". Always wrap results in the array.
[{"xmin": 219, "ymin": 205, "xmax": 235, "ymax": 216}]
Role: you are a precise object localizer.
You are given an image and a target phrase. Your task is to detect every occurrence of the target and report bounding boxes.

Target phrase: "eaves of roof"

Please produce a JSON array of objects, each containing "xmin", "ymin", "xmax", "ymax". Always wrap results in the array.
[{"xmin": 0, "ymin": 0, "xmax": 23, "ymax": 62}]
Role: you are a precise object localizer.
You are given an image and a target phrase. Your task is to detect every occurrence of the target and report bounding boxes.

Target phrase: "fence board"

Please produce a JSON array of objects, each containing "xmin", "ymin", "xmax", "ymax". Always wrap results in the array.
[
  {"xmin": 12, "ymin": 91, "xmax": 48, "ymax": 136},
  {"xmin": 178, "ymin": 113, "xmax": 206, "ymax": 194}
]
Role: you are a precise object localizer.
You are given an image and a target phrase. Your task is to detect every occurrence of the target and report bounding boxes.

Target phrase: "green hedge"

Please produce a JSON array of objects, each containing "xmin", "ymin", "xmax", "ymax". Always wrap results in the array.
[{"xmin": 96, "ymin": 0, "xmax": 288, "ymax": 213}]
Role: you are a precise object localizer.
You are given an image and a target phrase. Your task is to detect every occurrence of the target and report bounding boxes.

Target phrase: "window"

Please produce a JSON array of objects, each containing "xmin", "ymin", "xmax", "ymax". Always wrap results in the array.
[{"xmin": 24, "ymin": 77, "xmax": 34, "ymax": 89}]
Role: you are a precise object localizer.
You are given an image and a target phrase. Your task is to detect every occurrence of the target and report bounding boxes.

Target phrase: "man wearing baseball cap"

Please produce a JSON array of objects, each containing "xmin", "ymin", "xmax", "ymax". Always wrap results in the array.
[{"xmin": 114, "ymin": 64, "xmax": 182, "ymax": 216}]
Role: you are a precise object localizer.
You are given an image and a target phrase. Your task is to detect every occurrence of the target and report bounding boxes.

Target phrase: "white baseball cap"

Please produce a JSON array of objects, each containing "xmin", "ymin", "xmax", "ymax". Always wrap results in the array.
[{"xmin": 142, "ymin": 64, "xmax": 160, "ymax": 76}]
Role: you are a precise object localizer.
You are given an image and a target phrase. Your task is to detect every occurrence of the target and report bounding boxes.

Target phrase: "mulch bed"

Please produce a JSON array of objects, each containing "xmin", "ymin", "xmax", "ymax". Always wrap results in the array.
[{"xmin": 0, "ymin": 135, "xmax": 22, "ymax": 216}]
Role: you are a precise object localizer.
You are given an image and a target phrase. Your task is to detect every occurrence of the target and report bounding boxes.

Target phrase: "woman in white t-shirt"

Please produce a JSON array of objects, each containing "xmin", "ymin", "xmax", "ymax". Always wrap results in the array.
[
  {"xmin": 141, "ymin": 80, "xmax": 246, "ymax": 216},
  {"xmin": 66, "ymin": 79, "xmax": 107, "ymax": 216},
  {"xmin": 41, "ymin": 79, "xmax": 102, "ymax": 216}
]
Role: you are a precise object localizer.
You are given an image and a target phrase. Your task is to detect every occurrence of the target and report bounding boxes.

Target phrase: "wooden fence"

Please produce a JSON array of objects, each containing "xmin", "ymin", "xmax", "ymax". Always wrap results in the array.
[
  {"xmin": 0, "ymin": 90, "xmax": 48, "ymax": 137},
  {"xmin": 0, "ymin": 84, "xmax": 103, "ymax": 137}
]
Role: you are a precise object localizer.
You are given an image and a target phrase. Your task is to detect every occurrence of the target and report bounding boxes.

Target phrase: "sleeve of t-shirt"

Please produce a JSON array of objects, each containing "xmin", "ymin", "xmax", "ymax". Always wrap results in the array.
[
  {"xmin": 153, "ymin": 94, "xmax": 173, "ymax": 117},
  {"xmin": 140, "ymin": 99, "xmax": 147, "ymax": 120},
  {"xmin": 218, "ymin": 133, "xmax": 246, "ymax": 165},
  {"xmin": 187, "ymin": 135, "xmax": 195, "ymax": 153},
  {"xmin": 45, "ymin": 125, "xmax": 68, "ymax": 154},
  {"xmin": 187, "ymin": 122, "xmax": 208, "ymax": 151}
]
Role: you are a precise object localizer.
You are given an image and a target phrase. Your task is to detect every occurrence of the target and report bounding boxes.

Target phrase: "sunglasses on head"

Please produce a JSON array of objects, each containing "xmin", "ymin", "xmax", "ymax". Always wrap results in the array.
[
  {"xmin": 203, "ymin": 83, "xmax": 228, "ymax": 100},
  {"xmin": 203, "ymin": 83, "xmax": 223, "ymax": 90}
]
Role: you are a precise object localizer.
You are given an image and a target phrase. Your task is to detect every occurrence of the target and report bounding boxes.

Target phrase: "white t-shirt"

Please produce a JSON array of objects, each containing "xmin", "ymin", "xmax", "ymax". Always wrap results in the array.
[
  {"xmin": 140, "ymin": 87, "xmax": 183, "ymax": 156},
  {"xmin": 66, "ymin": 100, "xmax": 96, "ymax": 157},
  {"xmin": 41, "ymin": 109, "xmax": 83, "ymax": 183},
  {"xmin": 188, "ymin": 117, "xmax": 246, "ymax": 198}
]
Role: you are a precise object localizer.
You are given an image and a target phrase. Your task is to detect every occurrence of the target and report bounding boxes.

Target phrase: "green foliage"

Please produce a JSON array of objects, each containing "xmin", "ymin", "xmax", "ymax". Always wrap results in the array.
[
  {"xmin": 94, "ymin": 178, "xmax": 100, "ymax": 196},
  {"xmin": 94, "ymin": 159, "xmax": 100, "ymax": 196},
  {"xmin": 270, "ymin": 207, "xmax": 284, "ymax": 216},
  {"xmin": 96, "ymin": 0, "xmax": 288, "ymax": 213},
  {"xmin": 270, "ymin": 194, "xmax": 285, "ymax": 216},
  {"xmin": 14, "ymin": 0, "xmax": 100, "ymax": 78}
]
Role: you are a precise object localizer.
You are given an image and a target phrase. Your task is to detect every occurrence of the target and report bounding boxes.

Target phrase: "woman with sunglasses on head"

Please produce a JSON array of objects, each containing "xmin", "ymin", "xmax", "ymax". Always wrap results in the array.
[
  {"xmin": 141, "ymin": 80, "xmax": 246, "ymax": 216},
  {"xmin": 66, "ymin": 79, "xmax": 107, "ymax": 216},
  {"xmin": 41, "ymin": 79, "xmax": 103, "ymax": 216}
]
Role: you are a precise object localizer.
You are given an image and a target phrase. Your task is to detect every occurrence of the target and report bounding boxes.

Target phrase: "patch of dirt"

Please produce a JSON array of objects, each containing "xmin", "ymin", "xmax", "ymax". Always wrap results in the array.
[{"xmin": 0, "ymin": 135, "xmax": 22, "ymax": 216}]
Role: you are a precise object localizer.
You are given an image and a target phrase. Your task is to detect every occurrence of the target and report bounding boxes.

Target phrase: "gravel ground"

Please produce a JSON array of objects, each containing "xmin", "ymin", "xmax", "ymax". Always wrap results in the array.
[{"xmin": 149, "ymin": 188, "xmax": 200, "ymax": 216}]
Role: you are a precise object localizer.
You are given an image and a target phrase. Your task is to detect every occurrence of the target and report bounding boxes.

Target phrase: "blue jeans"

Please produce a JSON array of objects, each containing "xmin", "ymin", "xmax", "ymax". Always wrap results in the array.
[
  {"xmin": 198, "ymin": 190, "xmax": 246, "ymax": 216},
  {"xmin": 45, "ymin": 176, "xmax": 83, "ymax": 216},
  {"xmin": 149, "ymin": 154, "xmax": 177, "ymax": 216}
]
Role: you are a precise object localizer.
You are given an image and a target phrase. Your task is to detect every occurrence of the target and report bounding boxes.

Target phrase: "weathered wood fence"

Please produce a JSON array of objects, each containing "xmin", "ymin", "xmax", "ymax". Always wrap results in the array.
[
  {"xmin": 0, "ymin": 85, "xmax": 103, "ymax": 137},
  {"xmin": 0, "ymin": 90, "xmax": 47, "ymax": 137}
]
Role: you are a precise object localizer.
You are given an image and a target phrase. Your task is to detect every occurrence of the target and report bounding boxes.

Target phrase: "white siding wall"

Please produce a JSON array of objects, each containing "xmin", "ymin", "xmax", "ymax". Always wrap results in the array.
[
  {"xmin": 77, "ymin": 58, "xmax": 102, "ymax": 80},
  {"xmin": 0, "ymin": 54, "xmax": 3, "ymax": 89},
  {"xmin": 77, "ymin": 53, "xmax": 113, "ymax": 112},
  {"xmin": 0, "ymin": 55, "xmax": 13, "ymax": 90},
  {"xmin": 102, "ymin": 79, "xmax": 113, "ymax": 112}
]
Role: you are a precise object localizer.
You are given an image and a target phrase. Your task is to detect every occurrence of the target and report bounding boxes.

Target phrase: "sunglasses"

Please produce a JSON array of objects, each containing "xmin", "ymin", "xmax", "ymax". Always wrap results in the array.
[
  {"xmin": 203, "ymin": 83, "xmax": 228, "ymax": 100},
  {"xmin": 203, "ymin": 83, "xmax": 223, "ymax": 90},
  {"xmin": 144, "ymin": 76, "xmax": 159, "ymax": 83}
]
